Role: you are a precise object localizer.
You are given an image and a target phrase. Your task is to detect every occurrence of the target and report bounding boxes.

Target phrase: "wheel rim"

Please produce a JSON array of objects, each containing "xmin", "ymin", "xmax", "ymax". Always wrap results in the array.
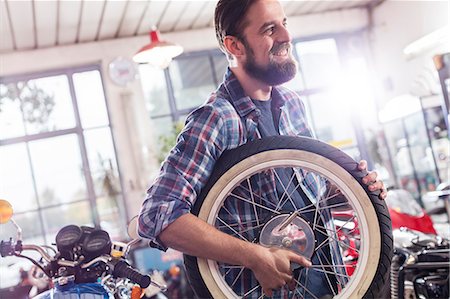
[{"xmin": 197, "ymin": 150, "xmax": 381, "ymax": 299}]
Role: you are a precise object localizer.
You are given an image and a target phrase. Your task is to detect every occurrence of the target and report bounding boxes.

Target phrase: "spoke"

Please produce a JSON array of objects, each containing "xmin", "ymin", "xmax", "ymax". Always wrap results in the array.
[
  {"xmin": 221, "ymin": 265, "xmax": 245, "ymax": 269},
  {"xmin": 315, "ymin": 218, "xmax": 360, "ymax": 254},
  {"xmin": 294, "ymin": 288, "xmax": 305, "ymax": 299},
  {"xmin": 238, "ymin": 223, "xmax": 266, "ymax": 235},
  {"xmin": 317, "ymin": 252, "xmax": 338, "ymax": 296},
  {"xmin": 229, "ymin": 192, "xmax": 281, "ymax": 215},
  {"xmin": 222, "ymin": 205, "xmax": 245, "ymax": 232},
  {"xmin": 237, "ymin": 185, "xmax": 278, "ymax": 209},
  {"xmin": 242, "ymin": 284, "xmax": 261, "ymax": 298},
  {"xmin": 297, "ymin": 201, "xmax": 353, "ymax": 215},
  {"xmin": 313, "ymin": 184, "xmax": 335, "ymax": 230},
  {"xmin": 309, "ymin": 264, "xmax": 349, "ymax": 269},
  {"xmin": 313, "ymin": 223, "xmax": 361, "ymax": 253},
  {"xmin": 273, "ymin": 169, "xmax": 299, "ymax": 211},
  {"xmin": 230, "ymin": 266, "xmax": 245, "ymax": 288},
  {"xmin": 293, "ymin": 275, "xmax": 319, "ymax": 299},
  {"xmin": 220, "ymin": 264, "xmax": 246, "ymax": 280},
  {"xmin": 310, "ymin": 267, "xmax": 351, "ymax": 280},
  {"xmin": 315, "ymin": 232, "xmax": 357, "ymax": 254},
  {"xmin": 303, "ymin": 268, "xmax": 310, "ymax": 298},
  {"xmin": 315, "ymin": 235, "xmax": 349, "ymax": 251},
  {"xmin": 319, "ymin": 187, "xmax": 346, "ymax": 206},
  {"xmin": 316, "ymin": 250, "xmax": 346, "ymax": 287},
  {"xmin": 217, "ymin": 217, "xmax": 248, "ymax": 241},
  {"xmin": 247, "ymin": 178, "xmax": 261, "ymax": 228},
  {"xmin": 216, "ymin": 218, "xmax": 260, "ymax": 230},
  {"xmin": 313, "ymin": 184, "xmax": 334, "ymax": 231}
]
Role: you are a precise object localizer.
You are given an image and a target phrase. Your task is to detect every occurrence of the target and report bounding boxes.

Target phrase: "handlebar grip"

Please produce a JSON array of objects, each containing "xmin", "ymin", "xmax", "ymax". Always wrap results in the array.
[{"xmin": 113, "ymin": 260, "xmax": 151, "ymax": 288}]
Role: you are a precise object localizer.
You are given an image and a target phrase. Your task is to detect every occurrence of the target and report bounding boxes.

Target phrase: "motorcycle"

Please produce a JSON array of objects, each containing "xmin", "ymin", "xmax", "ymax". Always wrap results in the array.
[
  {"xmin": 387, "ymin": 189, "xmax": 449, "ymax": 299},
  {"xmin": 333, "ymin": 189, "xmax": 449, "ymax": 298},
  {"xmin": 390, "ymin": 228, "xmax": 449, "ymax": 299},
  {"xmin": 0, "ymin": 199, "xmax": 166, "ymax": 299}
]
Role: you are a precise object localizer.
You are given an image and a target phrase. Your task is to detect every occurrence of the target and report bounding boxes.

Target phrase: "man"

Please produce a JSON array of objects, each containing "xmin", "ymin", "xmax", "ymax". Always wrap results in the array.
[{"xmin": 138, "ymin": 0, "xmax": 386, "ymax": 297}]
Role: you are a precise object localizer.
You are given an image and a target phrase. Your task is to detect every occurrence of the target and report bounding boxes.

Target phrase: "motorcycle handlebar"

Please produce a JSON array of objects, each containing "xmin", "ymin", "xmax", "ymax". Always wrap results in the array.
[
  {"xmin": 1, "ymin": 240, "xmax": 54, "ymax": 263},
  {"xmin": 112, "ymin": 260, "xmax": 151, "ymax": 288}
]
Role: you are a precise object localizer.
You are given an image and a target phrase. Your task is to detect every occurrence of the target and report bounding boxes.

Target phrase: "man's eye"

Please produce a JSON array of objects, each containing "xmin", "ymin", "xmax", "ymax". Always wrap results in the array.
[{"xmin": 265, "ymin": 26, "xmax": 275, "ymax": 35}]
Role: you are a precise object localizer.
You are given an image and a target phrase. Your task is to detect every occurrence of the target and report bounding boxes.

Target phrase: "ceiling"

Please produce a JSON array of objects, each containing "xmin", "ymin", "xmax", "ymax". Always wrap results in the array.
[{"xmin": 0, "ymin": 0, "xmax": 384, "ymax": 54}]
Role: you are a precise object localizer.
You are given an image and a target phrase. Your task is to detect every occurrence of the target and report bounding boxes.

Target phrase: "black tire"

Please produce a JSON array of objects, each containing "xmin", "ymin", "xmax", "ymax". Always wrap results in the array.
[{"xmin": 184, "ymin": 136, "xmax": 393, "ymax": 299}]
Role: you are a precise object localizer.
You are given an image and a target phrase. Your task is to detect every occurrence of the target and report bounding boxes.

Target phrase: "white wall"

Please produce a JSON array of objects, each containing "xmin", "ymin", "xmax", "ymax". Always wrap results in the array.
[
  {"xmin": 370, "ymin": 0, "xmax": 449, "ymax": 106},
  {"xmin": 0, "ymin": 8, "xmax": 368, "ymax": 219}
]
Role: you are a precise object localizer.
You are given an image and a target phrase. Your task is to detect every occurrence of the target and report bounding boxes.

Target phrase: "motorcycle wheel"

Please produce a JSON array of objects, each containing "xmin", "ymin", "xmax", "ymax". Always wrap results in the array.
[{"xmin": 184, "ymin": 136, "xmax": 393, "ymax": 299}]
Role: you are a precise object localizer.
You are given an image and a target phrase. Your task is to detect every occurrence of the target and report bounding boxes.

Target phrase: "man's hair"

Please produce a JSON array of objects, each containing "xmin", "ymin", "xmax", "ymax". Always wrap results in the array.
[{"xmin": 214, "ymin": 0, "xmax": 257, "ymax": 55}]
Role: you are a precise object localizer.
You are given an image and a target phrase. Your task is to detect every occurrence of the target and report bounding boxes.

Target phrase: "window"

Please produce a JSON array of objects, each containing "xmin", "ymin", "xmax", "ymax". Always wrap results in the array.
[
  {"xmin": 0, "ymin": 66, "xmax": 125, "ymax": 255},
  {"xmin": 294, "ymin": 37, "xmax": 362, "ymax": 161},
  {"xmin": 139, "ymin": 50, "xmax": 228, "ymax": 159},
  {"xmin": 139, "ymin": 39, "xmax": 371, "ymax": 164}
]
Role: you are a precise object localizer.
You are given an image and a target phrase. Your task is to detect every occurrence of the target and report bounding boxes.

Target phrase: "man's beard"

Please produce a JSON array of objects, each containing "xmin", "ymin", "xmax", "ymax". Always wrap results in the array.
[{"xmin": 242, "ymin": 39, "xmax": 298, "ymax": 86}]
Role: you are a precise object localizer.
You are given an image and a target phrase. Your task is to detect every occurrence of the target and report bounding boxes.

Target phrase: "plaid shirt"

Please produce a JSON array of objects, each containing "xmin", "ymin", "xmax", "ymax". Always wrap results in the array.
[
  {"xmin": 138, "ymin": 69, "xmax": 345, "ymax": 298},
  {"xmin": 138, "ymin": 68, "xmax": 314, "ymax": 247}
]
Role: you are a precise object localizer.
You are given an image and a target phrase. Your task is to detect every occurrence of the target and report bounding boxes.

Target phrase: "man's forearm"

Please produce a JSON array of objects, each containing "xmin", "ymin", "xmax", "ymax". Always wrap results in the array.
[{"xmin": 159, "ymin": 213, "xmax": 257, "ymax": 268}]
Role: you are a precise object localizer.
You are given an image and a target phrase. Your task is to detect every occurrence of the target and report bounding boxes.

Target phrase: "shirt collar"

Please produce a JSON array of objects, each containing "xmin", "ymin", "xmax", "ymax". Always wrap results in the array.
[{"xmin": 217, "ymin": 68, "xmax": 286, "ymax": 117}]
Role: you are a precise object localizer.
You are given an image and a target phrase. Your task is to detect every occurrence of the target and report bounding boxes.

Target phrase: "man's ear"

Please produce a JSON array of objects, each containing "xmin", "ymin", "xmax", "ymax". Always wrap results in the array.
[{"xmin": 223, "ymin": 36, "xmax": 245, "ymax": 58}]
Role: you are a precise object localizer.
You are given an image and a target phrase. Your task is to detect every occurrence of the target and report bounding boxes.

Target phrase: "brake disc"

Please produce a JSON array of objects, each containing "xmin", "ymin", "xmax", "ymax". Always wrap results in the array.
[{"xmin": 259, "ymin": 213, "xmax": 315, "ymax": 260}]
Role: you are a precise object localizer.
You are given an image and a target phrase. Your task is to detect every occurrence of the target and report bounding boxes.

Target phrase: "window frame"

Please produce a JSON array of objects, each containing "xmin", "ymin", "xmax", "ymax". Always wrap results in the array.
[{"xmin": 0, "ymin": 64, "xmax": 126, "ymax": 244}]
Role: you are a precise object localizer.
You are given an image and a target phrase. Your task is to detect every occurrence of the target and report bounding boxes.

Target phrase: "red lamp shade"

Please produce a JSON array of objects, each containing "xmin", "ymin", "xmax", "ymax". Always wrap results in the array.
[{"xmin": 133, "ymin": 29, "xmax": 183, "ymax": 68}]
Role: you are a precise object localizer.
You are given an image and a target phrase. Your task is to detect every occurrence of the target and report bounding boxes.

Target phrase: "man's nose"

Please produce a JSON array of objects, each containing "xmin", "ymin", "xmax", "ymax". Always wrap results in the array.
[{"xmin": 277, "ymin": 25, "xmax": 292, "ymax": 44}]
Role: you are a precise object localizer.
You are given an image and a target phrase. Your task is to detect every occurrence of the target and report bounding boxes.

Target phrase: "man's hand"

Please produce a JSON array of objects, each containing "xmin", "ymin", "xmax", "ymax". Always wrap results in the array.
[
  {"xmin": 358, "ymin": 160, "xmax": 387, "ymax": 200},
  {"xmin": 246, "ymin": 245, "xmax": 311, "ymax": 297}
]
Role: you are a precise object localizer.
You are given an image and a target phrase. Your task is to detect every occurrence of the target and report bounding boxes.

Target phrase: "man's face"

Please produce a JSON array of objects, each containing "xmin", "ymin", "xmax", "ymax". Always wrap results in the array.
[{"xmin": 239, "ymin": 0, "xmax": 297, "ymax": 86}]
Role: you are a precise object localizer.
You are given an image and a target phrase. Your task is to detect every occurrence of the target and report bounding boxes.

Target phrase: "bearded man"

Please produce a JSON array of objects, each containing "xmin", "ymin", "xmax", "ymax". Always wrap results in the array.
[{"xmin": 138, "ymin": 0, "xmax": 386, "ymax": 297}]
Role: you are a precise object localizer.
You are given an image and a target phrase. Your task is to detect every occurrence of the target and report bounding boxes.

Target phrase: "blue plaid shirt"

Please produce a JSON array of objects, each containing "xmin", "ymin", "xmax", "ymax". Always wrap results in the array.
[{"xmin": 138, "ymin": 68, "xmax": 314, "ymax": 247}]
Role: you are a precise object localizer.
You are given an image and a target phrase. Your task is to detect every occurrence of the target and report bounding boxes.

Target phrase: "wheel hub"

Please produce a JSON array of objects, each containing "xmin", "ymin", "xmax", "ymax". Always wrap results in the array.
[{"xmin": 259, "ymin": 213, "xmax": 315, "ymax": 260}]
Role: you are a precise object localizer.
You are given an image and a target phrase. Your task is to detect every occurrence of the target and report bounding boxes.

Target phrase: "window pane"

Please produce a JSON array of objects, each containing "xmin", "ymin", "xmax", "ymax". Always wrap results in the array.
[
  {"xmin": 23, "ymin": 75, "xmax": 76, "ymax": 134},
  {"xmin": 41, "ymin": 201, "xmax": 93, "ymax": 244},
  {"xmin": 140, "ymin": 65, "xmax": 170, "ymax": 117},
  {"xmin": 0, "ymin": 224, "xmax": 45, "ymax": 289},
  {"xmin": 0, "ymin": 83, "xmax": 26, "ymax": 139},
  {"xmin": 282, "ymin": 71, "xmax": 304, "ymax": 92},
  {"xmin": 29, "ymin": 134, "xmax": 87, "ymax": 207},
  {"xmin": 404, "ymin": 113, "xmax": 440, "ymax": 194},
  {"xmin": 84, "ymin": 127, "xmax": 121, "ymax": 197},
  {"xmin": 0, "ymin": 143, "xmax": 37, "ymax": 213},
  {"xmin": 97, "ymin": 194, "xmax": 125, "ymax": 240},
  {"xmin": 424, "ymin": 107, "xmax": 449, "ymax": 184},
  {"xmin": 307, "ymin": 92, "xmax": 356, "ymax": 145},
  {"xmin": 73, "ymin": 70, "xmax": 109, "ymax": 129},
  {"xmin": 151, "ymin": 116, "xmax": 179, "ymax": 162},
  {"xmin": 212, "ymin": 54, "xmax": 228, "ymax": 83},
  {"xmin": 295, "ymin": 39, "xmax": 341, "ymax": 90},
  {"xmin": 383, "ymin": 120, "xmax": 420, "ymax": 198},
  {"xmin": 0, "ymin": 212, "xmax": 44, "ymax": 242},
  {"xmin": 170, "ymin": 56, "xmax": 215, "ymax": 111}
]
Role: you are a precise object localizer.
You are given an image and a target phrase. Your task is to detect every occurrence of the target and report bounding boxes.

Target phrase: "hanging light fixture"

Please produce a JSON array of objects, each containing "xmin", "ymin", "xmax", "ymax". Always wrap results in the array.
[{"xmin": 133, "ymin": 28, "xmax": 183, "ymax": 68}]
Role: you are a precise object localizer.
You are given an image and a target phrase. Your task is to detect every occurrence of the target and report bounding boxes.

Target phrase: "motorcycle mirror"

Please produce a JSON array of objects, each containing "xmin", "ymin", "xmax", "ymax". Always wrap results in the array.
[
  {"xmin": 127, "ymin": 216, "xmax": 140, "ymax": 240},
  {"xmin": 0, "ymin": 199, "xmax": 13, "ymax": 224}
]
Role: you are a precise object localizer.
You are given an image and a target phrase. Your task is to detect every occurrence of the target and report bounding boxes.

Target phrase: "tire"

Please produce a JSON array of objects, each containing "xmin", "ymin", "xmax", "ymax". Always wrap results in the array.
[{"xmin": 184, "ymin": 136, "xmax": 393, "ymax": 299}]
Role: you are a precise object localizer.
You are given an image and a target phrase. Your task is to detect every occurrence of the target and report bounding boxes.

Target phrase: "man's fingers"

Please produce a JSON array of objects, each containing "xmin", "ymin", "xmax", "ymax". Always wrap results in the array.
[
  {"xmin": 263, "ymin": 288, "xmax": 273, "ymax": 297},
  {"xmin": 368, "ymin": 180, "xmax": 383, "ymax": 191},
  {"xmin": 362, "ymin": 171, "xmax": 377, "ymax": 184},
  {"xmin": 358, "ymin": 160, "xmax": 367, "ymax": 170},
  {"xmin": 287, "ymin": 277, "xmax": 296, "ymax": 290},
  {"xmin": 288, "ymin": 252, "xmax": 312, "ymax": 267}
]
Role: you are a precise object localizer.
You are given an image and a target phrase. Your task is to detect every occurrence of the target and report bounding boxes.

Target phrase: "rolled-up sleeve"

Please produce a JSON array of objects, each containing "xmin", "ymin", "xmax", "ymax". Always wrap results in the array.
[{"xmin": 138, "ymin": 104, "xmax": 226, "ymax": 250}]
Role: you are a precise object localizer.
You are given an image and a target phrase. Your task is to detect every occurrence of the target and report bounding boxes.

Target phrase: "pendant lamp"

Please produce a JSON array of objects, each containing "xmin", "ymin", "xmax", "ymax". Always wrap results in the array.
[{"xmin": 133, "ymin": 28, "xmax": 183, "ymax": 68}]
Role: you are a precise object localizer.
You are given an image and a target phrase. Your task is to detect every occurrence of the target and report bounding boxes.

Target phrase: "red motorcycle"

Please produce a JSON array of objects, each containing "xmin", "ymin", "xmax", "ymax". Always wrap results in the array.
[
  {"xmin": 334, "ymin": 189, "xmax": 438, "ymax": 275},
  {"xmin": 333, "ymin": 189, "xmax": 449, "ymax": 298}
]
